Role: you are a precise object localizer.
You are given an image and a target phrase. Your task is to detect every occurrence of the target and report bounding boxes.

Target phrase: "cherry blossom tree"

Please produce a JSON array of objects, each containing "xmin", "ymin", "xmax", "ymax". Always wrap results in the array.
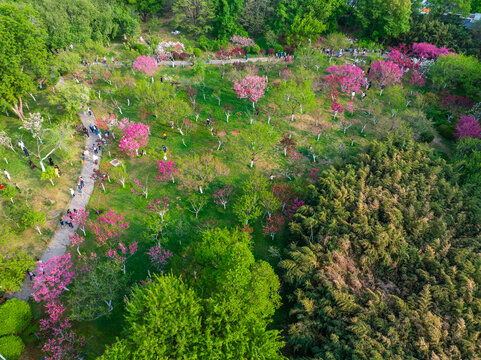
[
  {"xmin": 455, "ymin": 116, "xmax": 481, "ymax": 139},
  {"xmin": 279, "ymin": 134, "xmax": 296, "ymax": 157},
  {"xmin": 97, "ymin": 113, "xmax": 119, "ymax": 139},
  {"xmin": 369, "ymin": 60, "xmax": 403, "ymax": 95},
  {"xmin": 69, "ymin": 233, "xmax": 85, "ymax": 255},
  {"xmin": 325, "ymin": 64, "xmax": 367, "ymax": 96},
  {"xmin": 133, "ymin": 56, "xmax": 158, "ymax": 77},
  {"xmin": 331, "ymin": 101, "xmax": 344, "ymax": 119},
  {"xmin": 233, "ymin": 75, "xmax": 267, "ymax": 109},
  {"xmin": 147, "ymin": 197, "xmax": 170, "ymax": 225},
  {"xmin": 70, "ymin": 208, "xmax": 89, "ymax": 235},
  {"xmin": 32, "ymin": 253, "xmax": 75, "ymax": 302},
  {"xmin": 230, "ymin": 35, "xmax": 256, "ymax": 48},
  {"xmin": 212, "ymin": 185, "xmax": 233, "ymax": 209},
  {"xmin": 263, "ymin": 216, "xmax": 284, "ymax": 240},
  {"xmin": 119, "ymin": 120, "xmax": 150, "ymax": 158},
  {"xmin": 90, "ymin": 209, "xmax": 130, "ymax": 249},
  {"xmin": 147, "ymin": 245, "xmax": 173, "ymax": 273},
  {"xmin": 39, "ymin": 301, "xmax": 87, "ymax": 360},
  {"xmin": 107, "ymin": 242, "xmax": 138, "ymax": 274},
  {"xmin": 407, "ymin": 71, "xmax": 425, "ymax": 87},
  {"xmin": 156, "ymin": 160, "xmax": 178, "ymax": 183},
  {"xmin": 411, "ymin": 43, "xmax": 453, "ymax": 60}
]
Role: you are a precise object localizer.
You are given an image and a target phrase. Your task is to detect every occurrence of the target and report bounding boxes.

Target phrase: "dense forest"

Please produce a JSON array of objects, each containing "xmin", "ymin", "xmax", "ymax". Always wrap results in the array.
[{"xmin": 1, "ymin": 0, "xmax": 481, "ymax": 359}]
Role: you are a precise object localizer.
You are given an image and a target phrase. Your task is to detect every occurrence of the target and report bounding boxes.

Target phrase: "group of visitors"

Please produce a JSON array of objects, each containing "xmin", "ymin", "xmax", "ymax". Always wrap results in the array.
[
  {"xmin": 275, "ymin": 51, "xmax": 291, "ymax": 62},
  {"xmin": 60, "ymin": 208, "xmax": 78, "ymax": 228}
]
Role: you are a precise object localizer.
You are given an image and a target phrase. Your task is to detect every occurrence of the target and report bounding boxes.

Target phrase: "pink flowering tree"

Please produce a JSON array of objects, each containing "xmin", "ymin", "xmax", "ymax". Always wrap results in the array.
[
  {"xmin": 107, "ymin": 242, "xmax": 138, "ymax": 274},
  {"xmin": 119, "ymin": 120, "xmax": 150, "ymax": 158},
  {"xmin": 263, "ymin": 216, "xmax": 284, "ymax": 240},
  {"xmin": 387, "ymin": 48, "xmax": 416, "ymax": 70},
  {"xmin": 91, "ymin": 209, "xmax": 130, "ymax": 249},
  {"xmin": 146, "ymin": 197, "xmax": 171, "ymax": 241},
  {"xmin": 39, "ymin": 302, "xmax": 87, "ymax": 360},
  {"xmin": 233, "ymin": 75, "xmax": 267, "ymax": 109},
  {"xmin": 325, "ymin": 64, "xmax": 367, "ymax": 96},
  {"xmin": 32, "ymin": 254, "xmax": 76, "ymax": 302},
  {"xmin": 331, "ymin": 101, "xmax": 344, "ymax": 119},
  {"xmin": 411, "ymin": 43, "xmax": 453, "ymax": 60},
  {"xmin": 156, "ymin": 160, "xmax": 178, "ymax": 183},
  {"xmin": 70, "ymin": 208, "xmax": 89, "ymax": 235},
  {"xmin": 407, "ymin": 71, "xmax": 425, "ymax": 87},
  {"xmin": 212, "ymin": 185, "xmax": 233, "ymax": 209},
  {"xmin": 131, "ymin": 178, "xmax": 149, "ymax": 198},
  {"xmin": 69, "ymin": 232, "xmax": 85, "ymax": 255},
  {"xmin": 230, "ymin": 35, "xmax": 255, "ymax": 48},
  {"xmin": 455, "ymin": 116, "xmax": 481, "ymax": 139},
  {"xmin": 132, "ymin": 56, "xmax": 158, "ymax": 78},
  {"xmin": 147, "ymin": 245, "xmax": 173, "ymax": 273},
  {"xmin": 369, "ymin": 60, "xmax": 403, "ymax": 95}
]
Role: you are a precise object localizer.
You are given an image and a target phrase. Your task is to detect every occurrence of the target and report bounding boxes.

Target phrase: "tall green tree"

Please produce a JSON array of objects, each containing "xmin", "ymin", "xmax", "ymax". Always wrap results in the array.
[
  {"xmin": 0, "ymin": 4, "xmax": 48, "ymax": 121},
  {"xmin": 172, "ymin": 0, "xmax": 215, "ymax": 35},
  {"xmin": 356, "ymin": 0, "xmax": 412, "ymax": 40}
]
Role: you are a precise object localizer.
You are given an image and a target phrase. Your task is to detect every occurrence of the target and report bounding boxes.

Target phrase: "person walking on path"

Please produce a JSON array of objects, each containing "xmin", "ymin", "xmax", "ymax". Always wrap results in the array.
[
  {"xmin": 3, "ymin": 169, "xmax": 11, "ymax": 180},
  {"xmin": 77, "ymin": 183, "xmax": 83, "ymax": 194},
  {"xmin": 69, "ymin": 188, "xmax": 75, "ymax": 198},
  {"xmin": 48, "ymin": 156, "xmax": 54, "ymax": 166},
  {"xmin": 93, "ymin": 154, "xmax": 99, "ymax": 165},
  {"xmin": 28, "ymin": 160, "xmax": 37, "ymax": 170},
  {"xmin": 22, "ymin": 147, "xmax": 29, "ymax": 157},
  {"xmin": 18, "ymin": 140, "xmax": 24, "ymax": 151},
  {"xmin": 26, "ymin": 270, "xmax": 35, "ymax": 281},
  {"xmin": 54, "ymin": 165, "xmax": 62, "ymax": 176},
  {"xmin": 79, "ymin": 176, "xmax": 85, "ymax": 188}
]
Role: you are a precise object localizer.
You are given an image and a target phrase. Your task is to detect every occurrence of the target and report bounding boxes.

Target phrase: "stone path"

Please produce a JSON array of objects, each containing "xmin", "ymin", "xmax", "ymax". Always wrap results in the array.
[{"xmin": 9, "ymin": 111, "xmax": 101, "ymax": 301}]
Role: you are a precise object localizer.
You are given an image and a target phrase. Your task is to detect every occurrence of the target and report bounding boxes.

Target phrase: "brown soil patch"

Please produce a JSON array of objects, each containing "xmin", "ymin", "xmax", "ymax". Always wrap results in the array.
[
  {"xmin": 231, "ymin": 130, "xmax": 240, "ymax": 136},
  {"xmin": 217, "ymin": 130, "xmax": 227, "ymax": 137}
]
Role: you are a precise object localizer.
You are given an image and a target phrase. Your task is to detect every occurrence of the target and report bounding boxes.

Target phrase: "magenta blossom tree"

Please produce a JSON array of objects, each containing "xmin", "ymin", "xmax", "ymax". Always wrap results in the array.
[
  {"xmin": 39, "ymin": 301, "xmax": 87, "ymax": 360},
  {"xmin": 455, "ymin": 116, "xmax": 481, "ymax": 139},
  {"xmin": 32, "ymin": 254, "xmax": 76, "ymax": 302},
  {"xmin": 147, "ymin": 245, "xmax": 173, "ymax": 273},
  {"xmin": 156, "ymin": 160, "xmax": 178, "ymax": 183},
  {"xmin": 233, "ymin": 75, "xmax": 267, "ymax": 109},
  {"xmin": 91, "ymin": 209, "xmax": 130, "ymax": 248},
  {"xmin": 331, "ymin": 101, "xmax": 344, "ymax": 119},
  {"xmin": 411, "ymin": 43, "xmax": 453, "ymax": 60},
  {"xmin": 212, "ymin": 185, "xmax": 233, "ymax": 209},
  {"xmin": 69, "ymin": 233, "xmax": 85, "ymax": 255},
  {"xmin": 107, "ymin": 242, "xmax": 138, "ymax": 274},
  {"xmin": 119, "ymin": 120, "xmax": 150, "ymax": 158},
  {"xmin": 262, "ymin": 216, "xmax": 284, "ymax": 240},
  {"xmin": 230, "ymin": 35, "xmax": 255, "ymax": 48},
  {"xmin": 407, "ymin": 71, "xmax": 426, "ymax": 87},
  {"xmin": 132, "ymin": 56, "xmax": 158, "ymax": 77},
  {"xmin": 369, "ymin": 60, "xmax": 403, "ymax": 95},
  {"xmin": 325, "ymin": 64, "xmax": 367, "ymax": 95},
  {"xmin": 70, "ymin": 208, "xmax": 89, "ymax": 235}
]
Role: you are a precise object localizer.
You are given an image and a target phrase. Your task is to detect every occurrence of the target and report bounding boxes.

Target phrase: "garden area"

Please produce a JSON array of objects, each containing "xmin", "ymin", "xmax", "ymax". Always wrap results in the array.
[{"xmin": 1, "ymin": 1, "xmax": 481, "ymax": 359}]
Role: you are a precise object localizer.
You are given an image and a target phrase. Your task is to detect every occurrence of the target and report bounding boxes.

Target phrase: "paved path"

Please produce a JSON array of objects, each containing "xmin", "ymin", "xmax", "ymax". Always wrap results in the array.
[{"xmin": 9, "ymin": 111, "xmax": 101, "ymax": 301}]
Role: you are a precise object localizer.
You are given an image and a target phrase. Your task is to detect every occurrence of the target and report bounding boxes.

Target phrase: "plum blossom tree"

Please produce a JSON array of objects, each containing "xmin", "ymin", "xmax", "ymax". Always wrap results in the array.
[
  {"xmin": 132, "ymin": 56, "xmax": 158, "ymax": 77},
  {"xmin": 369, "ymin": 60, "xmax": 404, "ymax": 95},
  {"xmin": 69, "ymin": 232, "xmax": 85, "ymax": 255},
  {"xmin": 411, "ymin": 43, "xmax": 453, "ymax": 59},
  {"xmin": 263, "ymin": 216, "xmax": 284, "ymax": 240},
  {"xmin": 90, "ymin": 209, "xmax": 130, "ymax": 249},
  {"xmin": 39, "ymin": 301, "xmax": 87, "ymax": 360},
  {"xmin": 331, "ymin": 101, "xmax": 344, "ymax": 119},
  {"xmin": 156, "ymin": 160, "xmax": 178, "ymax": 183},
  {"xmin": 119, "ymin": 120, "xmax": 150, "ymax": 158},
  {"xmin": 147, "ymin": 245, "xmax": 173, "ymax": 273},
  {"xmin": 455, "ymin": 116, "xmax": 481, "ymax": 139},
  {"xmin": 107, "ymin": 242, "xmax": 138, "ymax": 274},
  {"xmin": 212, "ymin": 185, "xmax": 233, "ymax": 209},
  {"xmin": 70, "ymin": 208, "xmax": 89, "ymax": 235},
  {"xmin": 325, "ymin": 64, "xmax": 367, "ymax": 96},
  {"xmin": 230, "ymin": 35, "xmax": 256, "ymax": 48},
  {"xmin": 32, "ymin": 253, "xmax": 75, "ymax": 302},
  {"xmin": 233, "ymin": 75, "xmax": 267, "ymax": 109}
]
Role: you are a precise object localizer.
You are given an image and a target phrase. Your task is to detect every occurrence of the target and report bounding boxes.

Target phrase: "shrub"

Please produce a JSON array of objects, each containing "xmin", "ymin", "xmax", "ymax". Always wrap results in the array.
[
  {"xmin": 0, "ymin": 335, "xmax": 25, "ymax": 360},
  {"xmin": 250, "ymin": 44, "xmax": 260, "ymax": 54},
  {"xmin": 419, "ymin": 131, "xmax": 435, "ymax": 143},
  {"xmin": 267, "ymin": 48, "xmax": 275, "ymax": 56},
  {"xmin": 180, "ymin": 52, "xmax": 189, "ymax": 60},
  {"xmin": 172, "ymin": 52, "xmax": 180, "ymax": 60},
  {"xmin": 0, "ymin": 299, "xmax": 32, "ymax": 336},
  {"xmin": 193, "ymin": 48, "xmax": 202, "ymax": 57},
  {"xmin": 132, "ymin": 43, "xmax": 149, "ymax": 56},
  {"xmin": 259, "ymin": 49, "xmax": 266, "ymax": 56},
  {"xmin": 198, "ymin": 35, "xmax": 210, "ymax": 50},
  {"xmin": 274, "ymin": 44, "xmax": 284, "ymax": 53},
  {"xmin": 437, "ymin": 124, "xmax": 456, "ymax": 140}
]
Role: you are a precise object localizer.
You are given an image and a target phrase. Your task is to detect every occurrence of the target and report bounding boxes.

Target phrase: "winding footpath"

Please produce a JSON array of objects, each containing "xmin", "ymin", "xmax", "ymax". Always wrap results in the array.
[{"xmin": 9, "ymin": 111, "xmax": 100, "ymax": 301}]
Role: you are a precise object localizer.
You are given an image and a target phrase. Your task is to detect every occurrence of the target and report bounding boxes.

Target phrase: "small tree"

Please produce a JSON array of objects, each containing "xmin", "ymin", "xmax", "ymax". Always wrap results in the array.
[
  {"xmin": 212, "ymin": 185, "xmax": 233, "ymax": 209},
  {"xmin": 131, "ymin": 178, "xmax": 149, "ymax": 198},
  {"xmin": 0, "ymin": 131, "xmax": 16, "ymax": 153},
  {"xmin": 111, "ymin": 163, "xmax": 128, "ymax": 188},
  {"xmin": 71, "ymin": 208, "xmax": 89, "ymax": 235},
  {"xmin": 133, "ymin": 56, "xmax": 158, "ymax": 78},
  {"xmin": 69, "ymin": 232, "xmax": 85, "ymax": 255},
  {"xmin": 234, "ymin": 122, "xmax": 280, "ymax": 168},
  {"xmin": 156, "ymin": 160, "xmax": 178, "ymax": 183},
  {"xmin": 22, "ymin": 210, "xmax": 45, "ymax": 234},
  {"xmin": 41, "ymin": 166, "xmax": 56, "ymax": 185},
  {"xmin": 233, "ymin": 75, "xmax": 267, "ymax": 109},
  {"xmin": 262, "ymin": 216, "xmax": 284, "ymax": 240},
  {"xmin": 119, "ymin": 119, "xmax": 150, "ymax": 158},
  {"xmin": 188, "ymin": 193, "xmax": 207, "ymax": 218},
  {"xmin": 32, "ymin": 253, "xmax": 75, "ymax": 302},
  {"xmin": 455, "ymin": 116, "xmax": 481, "ymax": 139},
  {"xmin": 369, "ymin": 60, "xmax": 403, "ymax": 95},
  {"xmin": 179, "ymin": 153, "xmax": 229, "ymax": 193},
  {"xmin": 90, "ymin": 209, "xmax": 130, "ymax": 249},
  {"xmin": 147, "ymin": 245, "xmax": 173, "ymax": 273}
]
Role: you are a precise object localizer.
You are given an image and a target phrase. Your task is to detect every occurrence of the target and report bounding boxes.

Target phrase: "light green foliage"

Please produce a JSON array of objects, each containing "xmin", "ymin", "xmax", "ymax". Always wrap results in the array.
[
  {"xmin": 187, "ymin": 193, "xmax": 207, "ymax": 218},
  {"xmin": 456, "ymin": 137, "xmax": 481, "ymax": 186},
  {"xmin": 233, "ymin": 119, "xmax": 279, "ymax": 168},
  {"xmin": 276, "ymin": 79, "xmax": 315, "ymax": 121},
  {"xmin": 429, "ymin": 54, "xmax": 481, "ymax": 102},
  {"xmin": 135, "ymin": 80, "xmax": 175, "ymax": 119},
  {"xmin": 0, "ymin": 4, "xmax": 48, "ymax": 120},
  {"xmin": 0, "ymin": 299, "xmax": 32, "ymax": 336},
  {"xmin": 0, "ymin": 184, "xmax": 18, "ymax": 202},
  {"xmin": 172, "ymin": 0, "xmax": 215, "ymax": 35},
  {"xmin": 233, "ymin": 173, "xmax": 270, "ymax": 225},
  {"xmin": 67, "ymin": 259, "xmax": 126, "ymax": 321},
  {"xmin": 425, "ymin": 0, "xmax": 471, "ymax": 15},
  {"xmin": 21, "ymin": 211, "xmax": 46, "ymax": 234},
  {"xmin": 49, "ymin": 81, "xmax": 90, "ymax": 120},
  {"xmin": 238, "ymin": 0, "xmax": 274, "ymax": 36},
  {"xmin": 322, "ymin": 32, "xmax": 351, "ymax": 53},
  {"xmin": 289, "ymin": 12, "xmax": 326, "ymax": 46},
  {"xmin": 99, "ymin": 228, "xmax": 284, "ymax": 359},
  {"xmin": 383, "ymin": 85, "xmax": 406, "ymax": 116},
  {"xmin": 356, "ymin": 0, "xmax": 412, "ymax": 40},
  {"xmin": 41, "ymin": 166, "xmax": 57, "ymax": 185},
  {"xmin": 0, "ymin": 229, "xmax": 36, "ymax": 292},
  {"xmin": 54, "ymin": 50, "xmax": 82, "ymax": 75},
  {"xmin": 0, "ymin": 335, "xmax": 25, "ymax": 360},
  {"xmin": 282, "ymin": 135, "xmax": 481, "ymax": 359}
]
